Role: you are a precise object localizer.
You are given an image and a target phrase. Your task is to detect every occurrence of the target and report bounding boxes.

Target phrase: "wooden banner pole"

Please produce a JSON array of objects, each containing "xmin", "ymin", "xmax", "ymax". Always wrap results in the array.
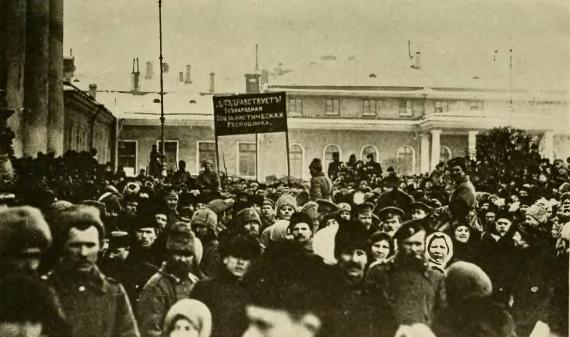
[
  {"xmin": 255, "ymin": 133, "xmax": 259, "ymax": 182},
  {"xmin": 285, "ymin": 130, "xmax": 291, "ymax": 185}
]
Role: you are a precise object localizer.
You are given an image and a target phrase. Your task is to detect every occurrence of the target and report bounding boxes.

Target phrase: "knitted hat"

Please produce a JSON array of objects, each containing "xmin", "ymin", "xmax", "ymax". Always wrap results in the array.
[
  {"xmin": 445, "ymin": 261, "xmax": 492, "ymax": 306},
  {"xmin": 163, "ymin": 299, "xmax": 212, "ymax": 337},
  {"xmin": 0, "ymin": 206, "xmax": 52, "ymax": 255},
  {"xmin": 526, "ymin": 204, "xmax": 548, "ymax": 224},
  {"xmin": 166, "ymin": 222, "xmax": 196, "ymax": 254},
  {"xmin": 275, "ymin": 194, "xmax": 297, "ymax": 213},
  {"xmin": 190, "ymin": 208, "xmax": 218, "ymax": 231},
  {"xmin": 235, "ymin": 207, "xmax": 261, "ymax": 229},
  {"xmin": 300, "ymin": 201, "xmax": 319, "ymax": 223},
  {"xmin": 55, "ymin": 205, "xmax": 105, "ymax": 242}
]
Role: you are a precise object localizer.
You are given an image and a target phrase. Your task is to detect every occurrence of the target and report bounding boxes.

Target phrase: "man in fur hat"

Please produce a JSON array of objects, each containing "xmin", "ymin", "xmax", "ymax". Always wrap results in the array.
[
  {"xmin": 196, "ymin": 159, "xmax": 220, "ymax": 200},
  {"xmin": 309, "ymin": 158, "xmax": 333, "ymax": 201},
  {"xmin": 447, "ymin": 157, "xmax": 477, "ymax": 227},
  {"xmin": 191, "ymin": 208, "xmax": 220, "ymax": 277},
  {"xmin": 137, "ymin": 222, "xmax": 203, "ymax": 337},
  {"xmin": 0, "ymin": 206, "xmax": 52, "ymax": 275},
  {"xmin": 234, "ymin": 207, "xmax": 263, "ymax": 239},
  {"xmin": 365, "ymin": 219, "xmax": 445, "ymax": 326},
  {"xmin": 192, "ymin": 235, "xmax": 261, "ymax": 337},
  {"xmin": 259, "ymin": 198, "xmax": 276, "ymax": 230},
  {"xmin": 45, "ymin": 205, "xmax": 140, "ymax": 337}
]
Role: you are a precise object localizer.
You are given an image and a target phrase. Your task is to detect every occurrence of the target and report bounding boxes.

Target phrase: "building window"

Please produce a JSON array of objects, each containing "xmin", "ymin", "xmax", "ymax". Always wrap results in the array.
[
  {"xmin": 362, "ymin": 99, "xmax": 377, "ymax": 116},
  {"xmin": 399, "ymin": 100, "xmax": 413, "ymax": 117},
  {"xmin": 238, "ymin": 142, "xmax": 257, "ymax": 177},
  {"xmin": 361, "ymin": 145, "xmax": 379, "ymax": 161},
  {"xmin": 325, "ymin": 99, "xmax": 340, "ymax": 115},
  {"xmin": 323, "ymin": 144, "xmax": 342, "ymax": 170},
  {"xmin": 290, "ymin": 144, "xmax": 304, "ymax": 179},
  {"xmin": 288, "ymin": 97, "xmax": 303, "ymax": 115},
  {"xmin": 118, "ymin": 140, "xmax": 137, "ymax": 176},
  {"xmin": 197, "ymin": 141, "xmax": 217, "ymax": 173},
  {"xmin": 397, "ymin": 145, "xmax": 415, "ymax": 175},
  {"xmin": 435, "ymin": 101, "xmax": 449, "ymax": 113},
  {"xmin": 470, "ymin": 101, "xmax": 484, "ymax": 111},
  {"xmin": 157, "ymin": 140, "xmax": 179, "ymax": 172},
  {"xmin": 440, "ymin": 146, "xmax": 452, "ymax": 162}
]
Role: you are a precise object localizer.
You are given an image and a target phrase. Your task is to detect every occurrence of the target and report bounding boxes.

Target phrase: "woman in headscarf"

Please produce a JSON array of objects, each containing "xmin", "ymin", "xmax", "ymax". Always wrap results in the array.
[
  {"xmin": 425, "ymin": 232, "xmax": 453, "ymax": 273},
  {"xmin": 163, "ymin": 299, "xmax": 212, "ymax": 337}
]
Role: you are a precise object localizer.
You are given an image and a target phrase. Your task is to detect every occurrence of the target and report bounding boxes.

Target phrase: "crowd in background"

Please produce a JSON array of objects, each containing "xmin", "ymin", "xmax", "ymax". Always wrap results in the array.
[{"xmin": 0, "ymin": 148, "xmax": 569, "ymax": 337}]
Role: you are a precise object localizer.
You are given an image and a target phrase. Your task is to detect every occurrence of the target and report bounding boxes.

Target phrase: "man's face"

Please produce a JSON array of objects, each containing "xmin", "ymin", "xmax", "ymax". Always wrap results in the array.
[
  {"xmin": 243, "ymin": 305, "xmax": 321, "ymax": 337},
  {"xmin": 168, "ymin": 251, "xmax": 195, "ymax": 276},
  {"xmin": 261, "ymin": 205, "xmax": 274, "ymax": 218},
  {"xmin": 204, "ymin": 163, "xmax": 212, "ymax": 172},
  {"xmin": 224, "ymin": 255, "xmax": 251, "ymax": 279},
  {"xmin": 166, "ymin": 196, "xmax": 178, "ymax": 210},
  {"xmin": 399, "ymin": 230, "xmax": 426, "ymax": 258},
  {"xmin": 108, "ymin": 247, "xmax": 129, "ymax": 261},
  {"xmin": 558, "ymin": 205, "xmax": 570, "ymax": 222},
  {"xmin": 291, "ymin": 223, "xmax": 313, "ymax": 244},
  {"xmin": 485, "ymin": 212, "xmax": 496, "ymax": 224},
  {"xmin": 524, "ymin": 215, "xmax": 539, "ymax": 227},
  {"xmin": 63, "ymin": 226, "xmax": 100, "ymax": 273},
  {"xmin": 193, "ymin": 224, "xmax": 209, "ymax": 240},
  {"xmin": 450, "ymin": 165, "xmax": 465, "ymax": 182},
  {"xmin": 337, "ymin": 248, "xmax": 368, "ymax": 281},
  {"xmin": 356, "ymin": 211, "xmax": 372, "ymax": 228},
  {"xmin": 454, "ymin": 226, "xmax": 470, "ymax": 243},
  {"xmin": 135, "ymin": 228, "xmax": 157, "ymax": 248},
  {"xmin": 383, "ymin": 216, "xmax": 402, "ymax": 236},
  {"xmin": 495, "ymin": 219, "xmax": 512, "ymax": 237},
  {"xmin": 411, "ymin": 208, "xmax": 426, "ymax": 220},
  {"xmin": 155, "ymin": 214, "xmax": 167, "ymax": 229},
  {"xmin": 244, "ymin": 221, "xmax": 261, "ymax": 237},
  {"xmin": 428, "ymin": 237, "xmax": 448, "ymax": 263},
  {"xmin": 125, "ymin": 201, "xmax": 138, "ymax": 216},
  {"xmin": 340, "ymin": 211, "xmax": 351, "ymax": 221},
  {"xmin": 278, "ymin": 206, "xmax": 295, "ymax": 220}
]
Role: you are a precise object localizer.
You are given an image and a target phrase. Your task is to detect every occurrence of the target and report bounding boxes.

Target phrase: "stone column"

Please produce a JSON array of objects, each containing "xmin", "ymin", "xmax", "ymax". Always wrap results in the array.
[
  {"xmin": 468, "ymin": 130, "xmax": 478, "ymax": 159},
  {"xmin": 47, "ymin": 0, "xmax": 64, "ymax": 154},
  {"xmin": 23, "ymin": 0, "xmax": 50, "ymax": 156},
  {"xmin": 430, "ymin": 129, "xmax": 441, "ymax": 171},
  {"xmin": 543, "ymin": 131, "xmax": 554, "ymax": 161},
  {"xmin": 0, "ymin": 0, "xmax": 27, "ymax": 156},
  {"xmin": 420, "ymin": 133, "xmax": 430, "ymax": 173}
]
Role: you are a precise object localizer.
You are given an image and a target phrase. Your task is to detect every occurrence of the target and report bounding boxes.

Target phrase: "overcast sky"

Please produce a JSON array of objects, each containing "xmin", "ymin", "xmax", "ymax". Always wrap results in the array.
[{"xmin": 64, "ymin": 0, "xmax": 570, "ymax": 91}]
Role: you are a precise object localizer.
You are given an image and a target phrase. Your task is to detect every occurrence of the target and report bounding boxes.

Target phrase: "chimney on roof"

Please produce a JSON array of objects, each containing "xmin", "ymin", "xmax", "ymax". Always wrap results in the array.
[
  {"xmin": 245, "ymin": 73, "xmax": 261, "ymax": 93},
  {"xmin": 185, "ymin": 64, "xmax": 192, "ymax": 84},
  {"xmin": 179, "ymin": 71, "xmax": 184, "ymax": 82},
  {"xmin": 145, "ymin": 61, "xmax": 153, "ymax": 79},
  {"xmin": 411, "ymin": 51, "xmax": 421, "ymax": 70},
  {"xmin": 132, "ymin": 58, "xmax": 141, "ymax": 93},
  {"xmin": 88, "ymin": 83, "xmax": 97, "ymax": 99},
  {"xmin": 63, "ymin": 56, "xmax": 76, "ymax": 82},
  {"xmin": 209, "ymin": 72, "xmax": 215, "ymax": 93}
]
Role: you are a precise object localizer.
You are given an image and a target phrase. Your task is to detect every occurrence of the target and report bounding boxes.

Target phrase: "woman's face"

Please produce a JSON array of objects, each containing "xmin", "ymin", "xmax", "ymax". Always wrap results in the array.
[
  {"xmin": 428, "ymin": 237, "xmax": 448, "ymax": 263},
  {"xmin": 169, "ymin": 318, "xmax": 199, "ymax": 337},
  {"xmin": 370, "ymin": 240, "xmax": 391, "ymax": 261},
  {"xmin": 278, "ymin": 206, "xmax": 295, "ymax": 220},
  {"xmin": 454, "ymin": 226, "xmax": 470, "ymax": 243}
]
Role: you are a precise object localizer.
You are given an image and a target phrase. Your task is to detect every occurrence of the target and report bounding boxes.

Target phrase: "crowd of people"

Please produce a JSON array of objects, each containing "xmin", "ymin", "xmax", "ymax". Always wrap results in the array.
[{"xmin": 0, "ymin": 148, "xmax": 569, "ymax": 337}]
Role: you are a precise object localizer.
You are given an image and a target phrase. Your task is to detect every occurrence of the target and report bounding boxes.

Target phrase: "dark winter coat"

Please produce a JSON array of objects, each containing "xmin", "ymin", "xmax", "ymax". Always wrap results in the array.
[
  {"xmin": 448, "ymin": 175, "xmax": 476, "ymax": 222},
  {"xmin": 325, "ymin": 267, "xmax": 396, "ymax": 337},
  {"xmin": 136, "ymin": 263, "xmax": 200, "ymax": 337},
  {"xmin": 120, "ymin": 247, "xmax": 161, "ymax": 304},
  {"xmin": 510, "ymin": 245, "xmax": 555, "ymax": 337},
  {"xmin": 46, "ymin": 264, "xmax": 140, "ymax": 337},
  {"xmin": 310, "ymin": 172, "xmax": 333, "ymax": 201},
  {"xmin": 364, "ymin": 255, "xmax": 446, "ymax": 326},
  {"xmin": 191, "ymin": 269, "xmax": 251, "ymax": 337}
]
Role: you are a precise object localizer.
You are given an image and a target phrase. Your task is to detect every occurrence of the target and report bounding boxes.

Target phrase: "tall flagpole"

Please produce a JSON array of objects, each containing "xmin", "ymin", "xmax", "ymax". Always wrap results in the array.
[{"xmin": 158, "ymin": 0, "xmax": 166, "ymax": 166}]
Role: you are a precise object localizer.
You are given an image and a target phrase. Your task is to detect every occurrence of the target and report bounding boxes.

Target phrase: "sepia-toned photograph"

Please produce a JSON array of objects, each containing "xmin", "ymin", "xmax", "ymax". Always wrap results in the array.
[{"xmin": 0, "ymin": 0, "xmax": 569, "ymax": 336}]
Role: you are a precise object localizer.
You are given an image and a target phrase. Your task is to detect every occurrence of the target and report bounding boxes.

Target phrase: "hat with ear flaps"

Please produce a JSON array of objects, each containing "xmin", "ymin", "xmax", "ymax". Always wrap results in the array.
[
  {"xmin": 275, "ymin": 194, "xmax": 297, "ymax": 214},
  {"xmin": 166, "ymin": 222, "xmax": 196, "ymax": 255},
  {"xmin": 0, "ymin": 206, "xmax": 52, "ymax": 256}
]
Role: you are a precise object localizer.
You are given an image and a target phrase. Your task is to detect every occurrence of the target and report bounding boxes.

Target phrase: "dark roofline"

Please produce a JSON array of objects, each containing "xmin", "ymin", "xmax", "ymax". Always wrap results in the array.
[{"xmin": 63, "ymin": 80, "xmax": 115, "ymax": 119}]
